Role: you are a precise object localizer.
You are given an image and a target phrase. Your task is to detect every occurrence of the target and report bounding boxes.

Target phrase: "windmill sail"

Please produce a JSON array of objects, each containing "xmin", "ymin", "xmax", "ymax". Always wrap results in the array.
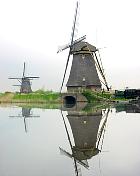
[
  {"xmin": 93, "ymin": 51, "xmax": 109, "ymax": 90},
  {"xmin": 57, "ymin": 35, "xmax": 86, "ymax": 53},
  {"xmin": 60, "ymin": 1, "xmax": 83, "ymax": 93},
  {"xmin": 59, "ymin": 147, "xmax": 89, "ymax": 169}
]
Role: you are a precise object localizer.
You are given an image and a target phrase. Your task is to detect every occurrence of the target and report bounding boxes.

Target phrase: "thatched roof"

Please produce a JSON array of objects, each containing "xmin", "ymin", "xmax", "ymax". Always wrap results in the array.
[{"xmin": 71, "ymin": 41, "xmax": 97, "ymax": 53}]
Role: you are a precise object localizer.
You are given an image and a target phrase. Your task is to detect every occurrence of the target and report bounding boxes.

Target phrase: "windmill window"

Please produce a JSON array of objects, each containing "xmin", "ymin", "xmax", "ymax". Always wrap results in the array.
[{"xmin": 83, "ymin": 77, "xmax": 85, "ymax": 82}]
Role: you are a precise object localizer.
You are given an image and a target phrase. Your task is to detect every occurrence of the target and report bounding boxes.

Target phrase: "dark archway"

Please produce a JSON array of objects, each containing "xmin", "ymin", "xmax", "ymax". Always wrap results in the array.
[{"xmin": 64, "ymin": 96, "xmax": 76, "ymax": 108}]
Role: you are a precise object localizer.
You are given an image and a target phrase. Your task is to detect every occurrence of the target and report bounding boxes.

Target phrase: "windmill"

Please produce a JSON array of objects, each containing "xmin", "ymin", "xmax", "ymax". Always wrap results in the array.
[
  {"xmin": 60, "ymin": 107, "xmax": 110, "ymax": 176},
  {"xmin": 58, "ymin": 1, "xmax": 109, "ymax": 93},
  {"xmin": 9, "ymin": 107, "xmax": 40, "ymax": 133},
  {"xmin": 9, "ymin": 62, "xmax": 39, "ymax": 93}
]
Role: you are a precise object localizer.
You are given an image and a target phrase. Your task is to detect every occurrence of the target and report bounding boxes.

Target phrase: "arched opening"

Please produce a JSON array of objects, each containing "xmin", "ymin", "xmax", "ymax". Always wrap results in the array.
[{"xmin": 64, "ymin": 96, "xmax": 76, "ymax": 108}]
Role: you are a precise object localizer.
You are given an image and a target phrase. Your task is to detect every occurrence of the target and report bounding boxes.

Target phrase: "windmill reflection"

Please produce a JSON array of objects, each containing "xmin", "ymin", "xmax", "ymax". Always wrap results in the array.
[
  {"xmin": 9, "ymin": 107, "xmax": 40, "ymax": 132},
  {"xmin": 60, "ymin": 105, "xmax": 109, "ymax": 176}
]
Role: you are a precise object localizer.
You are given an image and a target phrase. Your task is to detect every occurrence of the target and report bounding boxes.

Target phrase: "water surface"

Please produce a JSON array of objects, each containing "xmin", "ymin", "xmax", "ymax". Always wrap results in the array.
[{"xmin": 0, "ymin": 103, "xmax": 140, "ymax": 176}]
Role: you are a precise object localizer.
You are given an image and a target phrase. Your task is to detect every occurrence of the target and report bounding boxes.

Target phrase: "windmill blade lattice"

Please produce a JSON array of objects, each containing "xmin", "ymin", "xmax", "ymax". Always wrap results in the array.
[
  {"xmin": 57, "ymin": 35, "xmax": 86, "ymax": 54},
  {"xmin": 84, "ymin": 43, "xmax": 110, "ymax": 91},
  {"xmin": 23, "ymin": 62, "xmax": 26, "ymax": 78}
]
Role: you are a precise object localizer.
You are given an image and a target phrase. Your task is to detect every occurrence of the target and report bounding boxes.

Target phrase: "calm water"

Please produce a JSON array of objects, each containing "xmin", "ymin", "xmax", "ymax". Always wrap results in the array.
[{"xmin": 0, "ymin": 103, "xmax": 140, "ymax": 176}]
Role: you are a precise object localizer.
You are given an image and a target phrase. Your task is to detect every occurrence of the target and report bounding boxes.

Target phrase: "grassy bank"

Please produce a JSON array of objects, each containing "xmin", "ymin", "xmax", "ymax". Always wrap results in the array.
[
  {"xmin": 13, "ymin": 92, "xmax": 60, "ymax": 103},
  {"xmin": 0, "ymin": 90, "xmax": 61, "ymax": 103},
  {"xmin": 0, "ymin": 89, "xmax": 128, "ymax": 104},
  {"xmin": 82, "ymin": 90, "xmax": 113, "ymax": 103}
]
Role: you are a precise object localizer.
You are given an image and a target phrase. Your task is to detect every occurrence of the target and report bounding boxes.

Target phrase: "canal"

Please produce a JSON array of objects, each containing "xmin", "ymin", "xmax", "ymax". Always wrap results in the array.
[{"xmin": 0, "ymin": 103, "xmax": 140, "ymax": 176}]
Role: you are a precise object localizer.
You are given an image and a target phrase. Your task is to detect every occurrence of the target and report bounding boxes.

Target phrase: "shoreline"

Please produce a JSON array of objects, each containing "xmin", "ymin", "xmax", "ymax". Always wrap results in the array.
[{"xmin": 0, "ymin": 91, "xmax": 132, "ymax": 105}]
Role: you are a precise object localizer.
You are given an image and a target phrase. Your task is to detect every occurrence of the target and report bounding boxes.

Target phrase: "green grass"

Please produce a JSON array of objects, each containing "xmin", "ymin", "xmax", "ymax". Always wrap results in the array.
[
  {"xmin": 12, "ymin": 91, "xmax": 61, "ymax": 103},
  {"xmin": 82, "ymin": 90, "xmax": 100, "ymax": 103},
  {"xmin": 0, "ymin": 89, "xmax": 129, "ymax": 104},
  {"xmin": 82, "ymin": 89, "xmax": 130, "ymax": 103},
  {"xmin": 82, "ymin": 90, "xmax": 113, "ymax": 103}
]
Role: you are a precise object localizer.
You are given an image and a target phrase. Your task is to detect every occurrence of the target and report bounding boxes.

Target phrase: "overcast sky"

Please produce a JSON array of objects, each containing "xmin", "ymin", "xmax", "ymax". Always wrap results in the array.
[{"xmin": 0, "ymin": 0, "xmax": 140, "ymax": 92}]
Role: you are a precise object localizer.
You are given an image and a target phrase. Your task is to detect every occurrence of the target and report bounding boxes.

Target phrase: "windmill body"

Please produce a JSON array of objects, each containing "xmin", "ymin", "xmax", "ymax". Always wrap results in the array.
[
  {"xmin": 67, "ymin": 42, "xmax": 101, "ymax": 92},
  {"xmin": 20, "ymin": 77, "xmax": 32, "ymax": 93}
]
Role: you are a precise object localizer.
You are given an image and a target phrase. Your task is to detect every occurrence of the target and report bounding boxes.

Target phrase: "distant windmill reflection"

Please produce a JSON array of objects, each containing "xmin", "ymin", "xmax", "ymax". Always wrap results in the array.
[
  {"xmin": 60, "ymin": 105, "xmax": 109, "ymax": 176},
  {"xmin": 9, "ymin": 107, "xmax": 40, "ymax": 132}
]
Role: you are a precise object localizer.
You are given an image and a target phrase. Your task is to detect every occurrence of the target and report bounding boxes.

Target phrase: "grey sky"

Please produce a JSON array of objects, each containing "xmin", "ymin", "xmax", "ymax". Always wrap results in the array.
[{"xmin": 0, "ymin": 0, "xmax": 140, "ymax": 92}]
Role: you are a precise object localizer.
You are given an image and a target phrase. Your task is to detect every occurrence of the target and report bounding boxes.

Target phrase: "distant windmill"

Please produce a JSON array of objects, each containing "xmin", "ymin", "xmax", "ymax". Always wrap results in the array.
[
  {"xmin": 58, "ymin": 1, "xmax": 109, "ymax": 93},
  {"xmin": 9, "ymin": 62, "xmax": 39, "ymax": 93}
]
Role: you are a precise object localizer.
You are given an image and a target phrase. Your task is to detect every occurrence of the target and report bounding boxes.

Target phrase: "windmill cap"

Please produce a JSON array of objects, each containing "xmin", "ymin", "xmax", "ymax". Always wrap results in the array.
[
  {"xmin": 71, "ymin": 41, "xmax": 97, "ymax": 53},
  {"xmin": 73, "ymin": 147, "xmax": 100, "ymax": 160}
]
